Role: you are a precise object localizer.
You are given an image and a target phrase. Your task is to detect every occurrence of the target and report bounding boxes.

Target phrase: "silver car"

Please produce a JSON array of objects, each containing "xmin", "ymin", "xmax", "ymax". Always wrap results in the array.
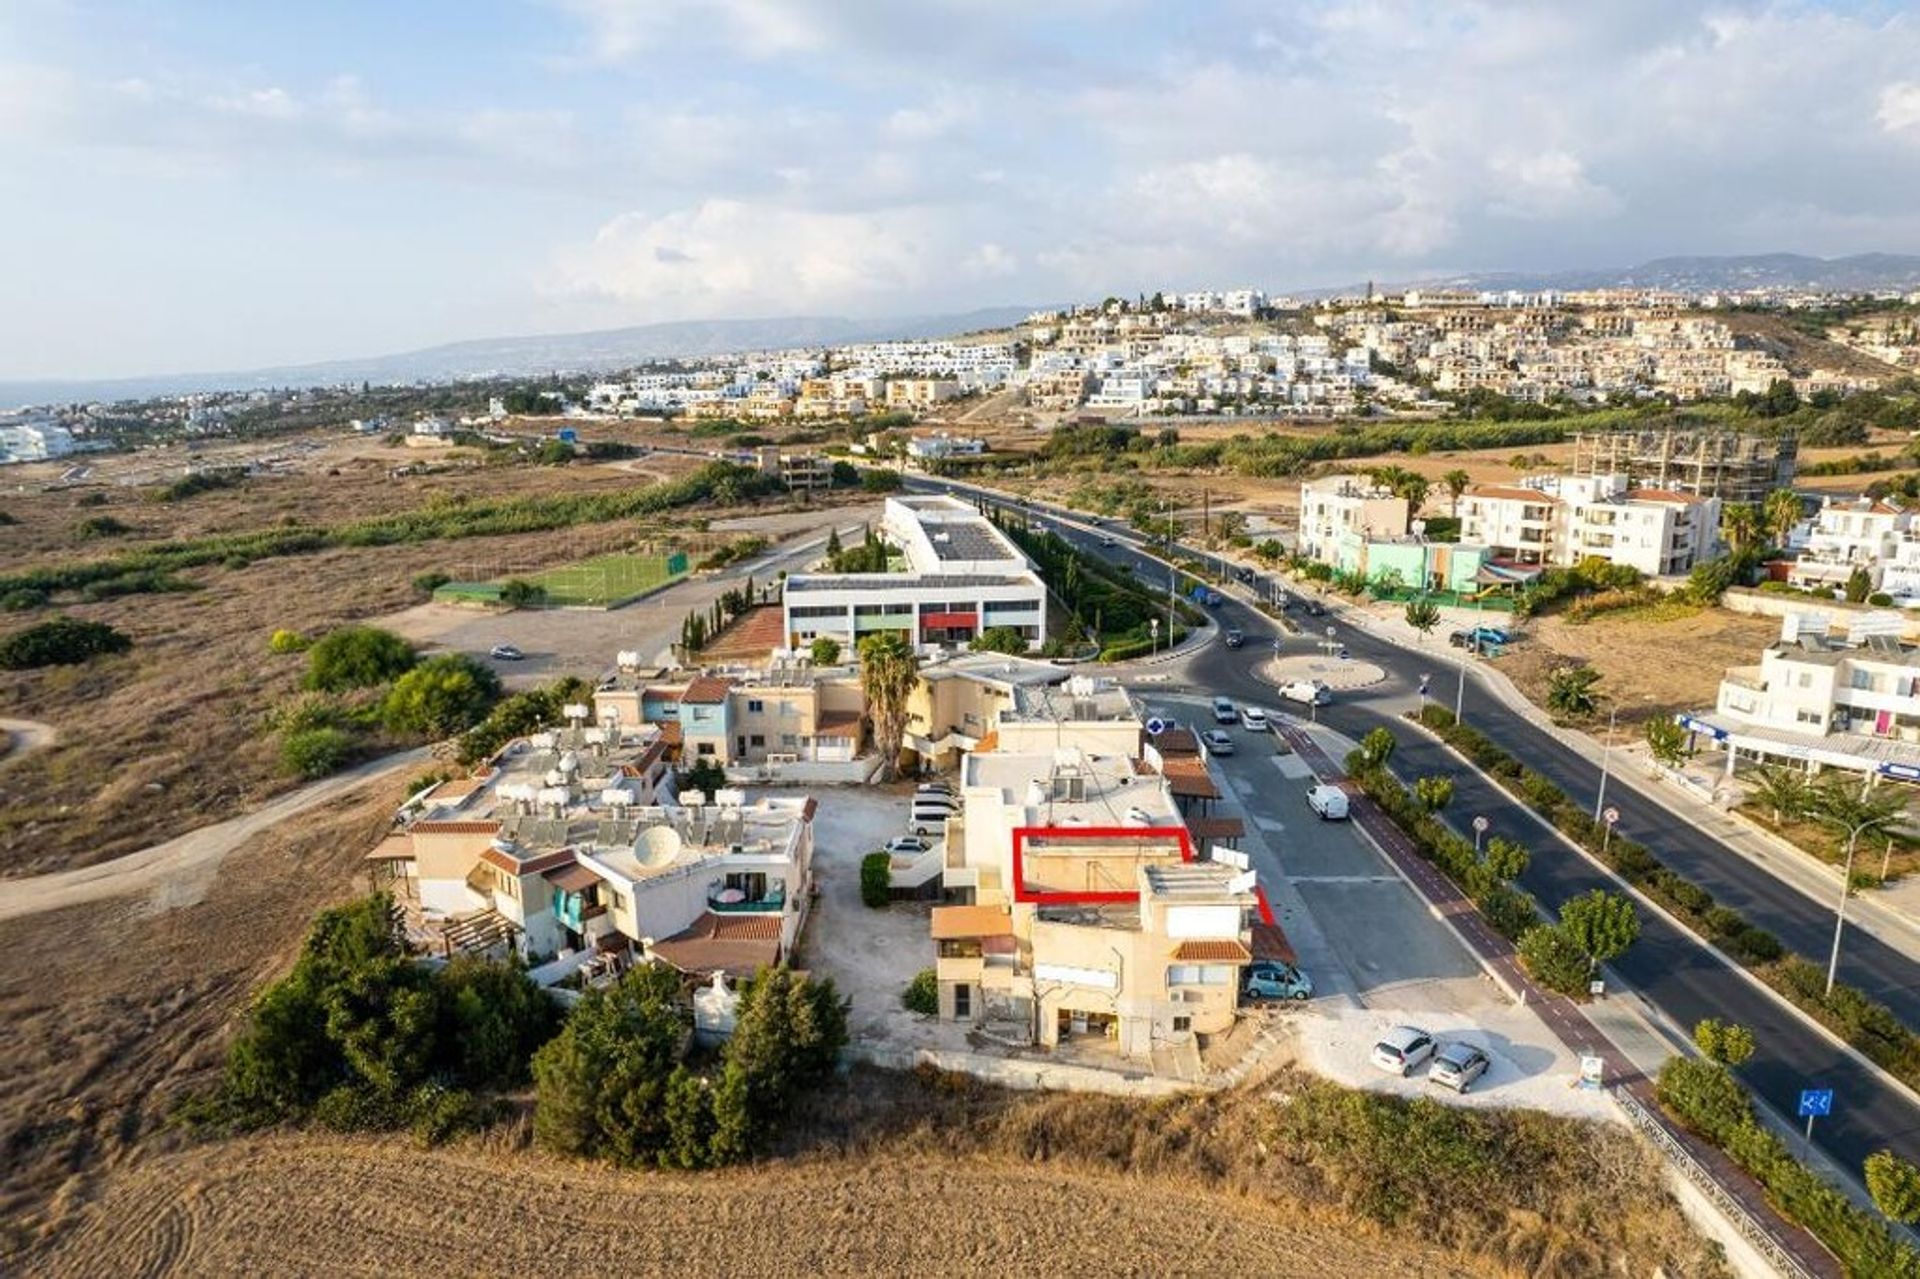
[{"xmin": 1428, "ymin": 1041, "xmax": 1491, "ymax": 1093}]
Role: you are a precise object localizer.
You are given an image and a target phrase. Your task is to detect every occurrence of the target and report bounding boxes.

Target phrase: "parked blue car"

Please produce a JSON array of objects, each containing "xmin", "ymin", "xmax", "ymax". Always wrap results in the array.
[{"xmin": 1242, "ymin": 960, "xmax": 1313, "ymax": 1001}]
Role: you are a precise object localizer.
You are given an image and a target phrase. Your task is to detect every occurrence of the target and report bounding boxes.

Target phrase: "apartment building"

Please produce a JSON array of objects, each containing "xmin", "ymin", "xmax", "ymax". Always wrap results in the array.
[
  {"xmin": 373, "ymin": 720, "xmax": 820, "ymax": 979},
  {"xmin": 885, "ymin": 379, "xmax": 962, "ymax": 412},
  {"xmin": 1460, "ymin": 474, "xmax": 1719, "ymax": 576},
  {"xmin": 1696, "ymin": 614, "xmax": 1920, "ymax": 781},
  {"xmin": 753, "ymin": 445, "xmax": 835, "ymax": 493},
  {"xmin": 930, "ymin": 744, "xmax": 1258, "ymax": 1057},
  {"xmin": 1297, "ymin": 474, "xmax": 1412, "ymax": 562},
  {"xmin": 1786, "ymin": 497, "xmax": 1912, "ymax": 594},
  {"xmin": 0, "ymin": 412, "xmax": 74, "ymax": 463},
  {"xmin": 782, "ymin": 495, "xmax": 1048, "ymax": 652},
  {"xmin": 903, "ymin": 658, "xmax": 1141, "ymax": 773}
]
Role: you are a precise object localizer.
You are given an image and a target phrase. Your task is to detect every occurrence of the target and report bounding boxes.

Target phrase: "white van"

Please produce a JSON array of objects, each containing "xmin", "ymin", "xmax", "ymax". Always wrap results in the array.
[
  {"xmin": 1306, "ymin": 784, "xmax": 1350, "ymax": 820},
  {"xmin": 911, "ymin": 797, "xmax": 958, "ymax": 833},
  {"xmin": 1278, "ymin": 679, "xmax": 1332, "ymax": 707}
]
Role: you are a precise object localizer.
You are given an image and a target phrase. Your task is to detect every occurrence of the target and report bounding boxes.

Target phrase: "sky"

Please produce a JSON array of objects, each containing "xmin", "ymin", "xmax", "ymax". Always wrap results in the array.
[{"xmin": 5, "ymin": 0, "xmax": 1920, "ymax": 379}]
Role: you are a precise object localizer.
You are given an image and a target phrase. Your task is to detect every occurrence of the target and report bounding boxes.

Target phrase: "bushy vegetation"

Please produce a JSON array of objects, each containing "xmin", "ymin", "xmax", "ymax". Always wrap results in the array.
[
  {"xmin": 207, "ymin": 894, "xmax": 557, "ymax": 1144},
  {"xmin": 970, "ymin": 625, "xmax": 1030, "ymax": 655},
  {"xmin": 380, "ymin": 654, "xmax": 503, "ymax": 738},
  {"xmin": 152, "ymin": 469, "xmax": 245, "ymax": 502},
  {"xmin": 0, "ymin": 615, "xmax": 132, "ymax": 670},
  {"xmin": 809, "ymin": 636, "xmax": 841, "ymax": 665},
  {"xmin": 1658, "ymin": 1056, "xmax": 1920, "ymax": 1275},
  {"xmin": 279, "ymin": 726, "xmax": 357, "ymax": 779},
  {"xmin": 532, "ymin": 964, "xmax": 846, "ymax": 1169},
  {"xmin": 861, "ymin": 851, "xmax": 893, "ymax": 908},
  {"xmin": 680, "ymin": 757, "xmax": 728, "ymax": 797},
  {"xmin": 1414, "ymin": 703, "xmax": 1920, "ymax": 1086},
  {"xmin": 73, "ymin": 514, "xmax": 133, "ymax": 539},
  {"xmin": 303, "ymin": 625, "xmax": 417, "ymax": 692},
  {"xmin": 0, "ymin": 462, "xmax": 778, "ymax": 609},
  {"xmin": 902, "ymin": 969, "xmax": 939, "ymax": 1015},
  {"xmin": 267, "ymin": 627, "xmax": 311, "ymax": 654},
  {"xmin": 453, "ymin": 675, "xmax": 594, "ymax": 766},
  {"xmin": 998, "ymin": 515, "xmax": 1198, "ymax": 657}
]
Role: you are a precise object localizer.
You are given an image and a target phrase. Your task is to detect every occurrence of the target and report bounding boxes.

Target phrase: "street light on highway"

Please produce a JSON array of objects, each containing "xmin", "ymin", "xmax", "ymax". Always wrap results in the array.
[
  {"xmin": 1592, "ymin": 704, "xmax": 1620, "ymax": 822},
  {"xmin": 1149, "ymin": 617, "xmax": 1159, "ymax": 658},
  {"xmin": 1472, "ymin": 814, "xmax": 1489, "ymax": 855}
]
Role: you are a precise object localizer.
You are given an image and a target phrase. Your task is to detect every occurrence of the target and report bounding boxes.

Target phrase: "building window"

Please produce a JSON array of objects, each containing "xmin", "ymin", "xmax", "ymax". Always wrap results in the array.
[
  {"xmin": 697, "ymin": 742, "xmax": 716, "ymax": 756},
  {"xmin": 748, "ymin": 699, "xmax": 765, "ymax": 713},
  {"xmin": 953, "ymin": 984, "xmax": 971, "ymax": 1018},
  {"xmin": 609, "ymin": 889, "xmax": 627, "ymax": 912},
  {"xmin": 781, "ymin": 734, "xmax": 798, "ymax": 748},
  {"xmin": 1796, "ymin": 709, "xmax": 1823, "ymax": 726},
  {"xmin": 1172, "ymin": 1016, "xmax": 1192, "ymax": 1033},
  {"xmin": 749, "ymin": 734, "xmax": 765, "ymax": 748}
]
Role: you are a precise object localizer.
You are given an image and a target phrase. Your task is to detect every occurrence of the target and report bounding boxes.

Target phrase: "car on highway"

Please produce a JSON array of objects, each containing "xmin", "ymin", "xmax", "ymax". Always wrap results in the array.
[
  {"xmin": 489, "ymin": 644, "xmax": 525, "ymax": 661},
  {"xmin": 1370, "ymin": 1025, "xmax": 1437, "ymax": 1076},
  {"xmin": 1428, "ymin": 1041, "xmax": 1492, "ymax": 1093},
  {"xmin": 885, "ymin": 835, "xmax": 933, "ymax": 856},
  {"xmin": 1239, "ymin": 706, "xmax": 1268, "ymax": 732},
  {"xmin": 1100, "ymin": 535, "xmax": 1117, "ymax": 547},
  {"xmin": 1201, "ymin": 729, "xmax": 1236, "ymax": 755},
  {"xmin": 1212, "ymin": 696, "xmax": 1237, "ymax": 723},
  {"xmin": 1224, "ymin": 627, "xmax": 1244, "ymax": 648},
  {"xmin": 1306, "ymin": 783, "xmax": 1350, "ymax": 820},
  {"xmin": 1242, "ymin": 960, "xmax": 1314, "ymax": 1002},
  {"xmin": 1277, "ymin": 679, "xmax": 1332, "ymax": 707},
  {"xmin": 1303, "ymin": 599, "xmax": 1326, "ymax": 617}
]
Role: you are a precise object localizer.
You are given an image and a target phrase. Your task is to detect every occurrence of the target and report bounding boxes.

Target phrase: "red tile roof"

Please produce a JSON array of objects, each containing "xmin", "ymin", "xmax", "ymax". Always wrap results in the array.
[
  {"xmin": 1468, "ymin": 485, "xmax": 1559, "ymax": 505},
  {"xmin": 682, "ymin": 675, "xmax": 733, "ymax": 704},
  {"xmin": 1624, "ymin": 487, "xmax": 1700, "ymax": 505},
  {"xmin": 649, "ymin": 911, "xmax": 783, "ymax": 978},
  {"xmin": 931, "ymin": 905, "xmax": 1013, "ymax": 939},
  {"xmin": 643, "ymin": 687, "xmax": 683, "ymax": 704},
  {"xmin": 412, "ymin": 820, "xmax": 502, "ymax": 836},
  {"xmin": 478, "ymin": 846, "xmax": 519, "ymax": 874},
  {"xmin": 815, "ymin": 710, "xmax": 862, "ymax": 738},
  {"xmin": 1170, "ymin": 939, "xmax": 1252, "ymax": 963},
  {"xmin": 1160, "ymin": 759, "xmax": 1221, "ymax": 799},
  {"xmin": 657, "ymin": 721, "xmax": 683, "ymax": 748}
]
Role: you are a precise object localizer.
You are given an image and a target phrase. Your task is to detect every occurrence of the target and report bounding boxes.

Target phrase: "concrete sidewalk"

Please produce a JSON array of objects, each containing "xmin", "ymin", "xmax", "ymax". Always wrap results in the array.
[{"xmin": 1331, "ymin": 593, "xmax": 1920, "ymax": 971}]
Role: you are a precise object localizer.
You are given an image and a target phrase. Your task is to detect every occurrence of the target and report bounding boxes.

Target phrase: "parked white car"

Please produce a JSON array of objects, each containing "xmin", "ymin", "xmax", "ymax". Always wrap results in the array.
[
  {"xmin": 1306, "ymin": 784, "xmax": 1350, "ymax": 820},
  {"xmin": 1239, "ymin": 706, "xmax": 1269, "ymax": 732},
  {"xmin": 1371, "ymin": 1025, "xmax": 1437, "ymax": 1076},
  {"xmin": 1278, "ymin": 679, "xmax": 1332, "ymax": 707},
  {"xmin": 885, "ymin": 835, "xmax": 932, "ymax": 856}
]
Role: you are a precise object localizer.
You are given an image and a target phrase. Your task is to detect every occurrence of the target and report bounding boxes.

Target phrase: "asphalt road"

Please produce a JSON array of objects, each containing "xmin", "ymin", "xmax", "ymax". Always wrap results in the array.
[{"xmin": 909, "ymin": 474, "xmax": 1920, "ymax": 1175}]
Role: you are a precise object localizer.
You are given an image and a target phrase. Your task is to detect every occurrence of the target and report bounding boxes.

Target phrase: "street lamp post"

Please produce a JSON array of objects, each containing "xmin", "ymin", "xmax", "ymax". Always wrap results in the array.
[
  {"xmin": 1593, "ymin": 704, "xmax": 1620, "ymax": 822},
  {"xmin": 1473, "ymin": 815, "xmax": 1489, "ymax": 856},
  {"xmin": 1828, "ymin": 817, "xmax": 1873, "ymax": 998},
  {"xmin": 1149, "ymin": 617, "xmax": 1159, "ymax": 658},
  {"xmin": 1455, "ymin": 636, "xmax": 1470, "ymax": 722}
]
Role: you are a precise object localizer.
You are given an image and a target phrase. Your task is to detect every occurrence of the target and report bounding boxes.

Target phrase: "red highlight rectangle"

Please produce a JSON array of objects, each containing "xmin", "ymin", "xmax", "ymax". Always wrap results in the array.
[{"xmin": 1010, "ymin": 825, "xmax": 1194, "ymax": 905}]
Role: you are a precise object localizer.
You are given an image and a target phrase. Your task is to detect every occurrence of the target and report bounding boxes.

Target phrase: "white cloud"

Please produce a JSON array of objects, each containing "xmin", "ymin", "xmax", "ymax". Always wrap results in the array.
[{"xmin": 1880, "ymin": 82, "xmax": 1920, "ymax": 135}]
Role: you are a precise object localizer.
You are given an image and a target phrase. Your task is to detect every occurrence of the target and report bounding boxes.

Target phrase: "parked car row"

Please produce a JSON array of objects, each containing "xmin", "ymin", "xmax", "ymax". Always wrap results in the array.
[
  {"xmin": 909, "ymin": 781, "xmax": 958, "ymax": 836},
  {"xmin": 1370, "ymin": 1025, "xmax": 1492, "ymax": 1093}
]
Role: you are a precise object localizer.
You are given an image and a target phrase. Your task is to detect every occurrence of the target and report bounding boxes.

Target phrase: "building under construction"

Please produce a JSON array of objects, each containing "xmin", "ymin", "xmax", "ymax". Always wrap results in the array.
[{"xmin": 1571, "ymin": 427, "xmax": 1796, "ymax": 505}]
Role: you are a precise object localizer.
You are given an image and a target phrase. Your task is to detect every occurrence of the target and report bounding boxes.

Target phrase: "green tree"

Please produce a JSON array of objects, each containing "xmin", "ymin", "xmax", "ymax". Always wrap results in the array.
[
  {"xmin": 1844, "ymin": 565, "xmax": 1874, "ymax": 604},
  {"xmin": 1685, "ymin": 555, "xmax": 1740, "ymax": 604},
  {"xmin": 825, "ymin": 526, "xmax": 843, "ymax": 559},
  {"xmin": 861, "ymin": 851, "xmax": 893, "ymax": 908},
  {"xmin": 858, "ymin": 630, "xmax": 919, "ymax": 781},
  {"xmin": 808, "ymin": 635, "xmax": 841, "ymax": 665},
  {"xmin": 0, "ymin": 616, "xmax": 132, "ymax": 670},
  {"xmin": 1357, "ymin": 727, "xmax": 1397, "ymax": 770},
  {"xmin": 304, "ymin": 625, "xmax": 416, "ymax": 692},
  {"xmin": 1545, "ymin": 664, "xmax": 1602, "ymax": 718},
  {"xmin": 1483, "ymin": 836, "xmax": 1530, "ymax": 881},
  {"xmin": 438, "ymin": 955, "xmax": 558, "ymax": 1087},
  {"xmin": 531, "ymin": 964, "xmax": 688, "ymax": 1162},
  {"xmin": 499, "ymin": 578, "xmax": 547, "ymax": 608},
  {"xmin": 1720, "ymin": 503, "xmax": 1760, "ymax": 555},
  {"xmin": 1518, "ymin": 924, "xmax": 1590, "ymax": 995},
  {"xmin": 1413, "ymin": 775, "xmax": 1454, "ymax": 812},
  {"xmin": 1865, "ymin": 1150, "xmax": 1920, "ymax": 1224},
  {"xmin": 1442, "ymin": 469, "xmax": 1472, "ymax": 515},
  {"xmin": 680, "ymin": 757, "xmax": 728, "ymax": 797},
  {"xmin": 1559, "ymin": 888, "xmax": 1641, "ymax": 975},
  {"xmin": 1645, "ymin": 716, "xmax": 1688, "ymax": 769},
  {"xmin": 1693, "ymin": 1018, "xmax": 1756, "ymax": 1067},
  {"xmin": 1404, "ymin": 599, "xmax": 1441, "ymax": 638},
  {"xmin": 319, "ymin": 957, "xmax": 442, "ymax": 1094},
  {"xmin": 708, "ymin": 968, "xmax": 848, "ymax": 1165},
  {"xmin": 381, "ymin": 654, "xmax": 503, "ymax": 737},
  {"xmin": 1748, "ymin": 765, "xmax": 1815, "ymax": 826},
  {"xmin": 902, "ymin": 969, "xmax": 939, "ymax": 1015},
  {"xmin": 971, "ymin": 625, "xmax": 1030, "ymax": 655}
]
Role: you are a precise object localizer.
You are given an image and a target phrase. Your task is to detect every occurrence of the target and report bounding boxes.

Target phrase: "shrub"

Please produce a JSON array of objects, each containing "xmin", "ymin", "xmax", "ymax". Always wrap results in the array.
[
  {"xmin": 74, "ymin": 514, "xmax": 132, "ymax": 539},
  {"xmin": 861, "ymin": 851, "xmax": 892, "ymax": 908},
  {"xmin": 1867, "ymin": 1150, "xmax": 1920, "ymax": 1225},
  {"xmin": 970, "ymin": 625, "xmax": 1030, "ymax": 655},
  {"xmin": 1870, "ymin": 592, "xmax": 1897, "ymax": 607},
  {"xmin": 903, "ymin": 969, "xmax": 939, "ymax": 1015},
  {"xmin": 280, "ymin": 726, "xmax": 355, "ymax": 778},
  {"xmin": 267, "ymin": 628, "xmax": 311, "ymax": 654},
  {"xmin": 809, "ymin": 636, "xmax": 841, "ymax": 665},
  {"xmin": 2, "ymin": 587, "xmax": 48, "ymax": 611},
  {"xmin": 304, "ymin": 625, "xmax": 416, "ymax": 691},
  {"xmin": 380, "ymin": 654, "xmax": 503, "ymax": 738},
  {"xmin": 0, "ymin": 616, "xmax": 132, "ymax": 669},
  {"xmin": 680, "ymin": 757, "xmax": 727, "ymax": 798},
  {"xmin": 413, "ymin": 571, "xmax": 452, "ymax": 595},
  {"xmin": 498, "ymin": 578, "xmax": 547, "ymax": 608}
]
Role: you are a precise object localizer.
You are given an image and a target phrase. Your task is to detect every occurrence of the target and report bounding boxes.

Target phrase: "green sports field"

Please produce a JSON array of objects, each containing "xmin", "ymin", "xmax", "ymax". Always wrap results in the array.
[{"xmin": 434, "ymin": 550, "xmax": 690, "ymax": 610}]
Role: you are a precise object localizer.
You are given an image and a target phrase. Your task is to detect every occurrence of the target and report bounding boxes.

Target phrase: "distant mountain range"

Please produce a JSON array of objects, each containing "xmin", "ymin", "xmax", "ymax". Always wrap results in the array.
[
  {"xmin": 0, "ymin": 306, "xmax": 1040, "ymax": 407},
  {"xmin": 1375, "ymin": 252, "xmax": 1920, "ymax": 297}
]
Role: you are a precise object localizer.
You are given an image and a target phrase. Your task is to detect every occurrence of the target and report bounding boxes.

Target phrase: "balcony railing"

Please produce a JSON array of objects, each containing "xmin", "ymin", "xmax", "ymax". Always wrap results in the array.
[{"xmin": 709, "ymin": 887, "xmax": 786, "ymax": 913}]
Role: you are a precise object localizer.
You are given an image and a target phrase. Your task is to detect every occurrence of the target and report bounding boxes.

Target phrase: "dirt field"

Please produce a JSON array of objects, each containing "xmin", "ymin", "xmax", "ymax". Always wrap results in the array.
[
  {"xmin": 1500, "ymin": 606, "xmax": 1782, "ymax": 727},
  {"xmin": 24, "ymin": 1137, "xmax": 1470, "ymax": 1279},
  {"xmin": 0, "ymin": 445, "xmax": 823, "ymax": 878}
]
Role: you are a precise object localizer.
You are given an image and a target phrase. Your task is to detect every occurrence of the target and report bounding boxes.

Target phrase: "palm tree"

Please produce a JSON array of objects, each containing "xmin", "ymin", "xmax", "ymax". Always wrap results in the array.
[
  {"xmin": 1747, "ymin": 765, "xmax": 1813, "ymax": 826},
  {"xmin": 1763, "ymin": 489, "xmax": 1804, "ymax": 550},
  {"xmin": 1442, "ymin": 469, "xmax": 1471, "ymax": 516},
  {"xmin": 1721, "ymin": 503, "xmax": 1760, "ymax": 556},
  {"xmin": 858, "ymin": 631, "xmax": 919, "ymax": 781},
  {"xmin": 1545, "ymin": 664, "xmax": 1602, "ymax": 718},
  {"xmin": 1404, "ymin": 599, "xmax": 1441, "ymax": 638}
]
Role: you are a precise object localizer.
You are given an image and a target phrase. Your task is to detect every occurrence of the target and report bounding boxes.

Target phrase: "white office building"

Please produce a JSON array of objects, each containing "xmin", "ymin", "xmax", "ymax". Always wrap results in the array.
[
  {"xmin": 0, "ymin": 412, "xmax": 74, "ymax": 463},
  {"xmin": 782, "ymin": 496, "xmax": 1048, "ymax": 652}
]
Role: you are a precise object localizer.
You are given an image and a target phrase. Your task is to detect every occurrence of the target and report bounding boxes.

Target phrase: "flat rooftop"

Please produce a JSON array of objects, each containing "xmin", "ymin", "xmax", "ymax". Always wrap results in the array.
[
  {"xmin": 921, "ymin": 652, "xmax": 1069, "ymax": 690},
  {"xmin": 784, "ymin": 572, "xmax": 1037, "ymax": 592},
  {"xmin": 1142, "ymin": 862, "xmax": 1246, "ymax": 900},
  {"xmin": 966, "ymin": 748, "xmax": 1181, "ymax": 826},
  {"xmin": 1005, "ymin": 678, "xmax": 1139, "ymax": 724}
]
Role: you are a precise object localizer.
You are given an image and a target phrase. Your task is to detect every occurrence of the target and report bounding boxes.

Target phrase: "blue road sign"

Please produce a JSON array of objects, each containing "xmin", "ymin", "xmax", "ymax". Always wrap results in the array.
[
  {"xmin": 1798, "ymin": 1088, "xmax": 1833, "ymax": 1118},
  {"xmin": 1145, "ymin": 717, "xmax": 1167, "ymax": 736}
]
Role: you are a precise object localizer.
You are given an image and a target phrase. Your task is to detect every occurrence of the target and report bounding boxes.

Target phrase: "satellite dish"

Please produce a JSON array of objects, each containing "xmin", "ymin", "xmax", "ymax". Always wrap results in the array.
[{"xmin": 635, "ymin": 824, "xmax": 683, "ymax": 868}]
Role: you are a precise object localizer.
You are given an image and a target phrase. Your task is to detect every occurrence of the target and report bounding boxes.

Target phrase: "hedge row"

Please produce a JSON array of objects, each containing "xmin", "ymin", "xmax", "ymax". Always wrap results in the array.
[
  {"xmin": 1416, "ymin": 704, "xmax": 1920, "ymax": 1091},
  {"xmin": 1658, "ymin": 1057, "xmax": 1920, "ymax": 1276},
  {"xmin": 1346, "ymin": 763, "xmax": 1542, "ymax": 943},
  {"xmin": 0, "ymin": 462, "xmax": 777, "ymax": 605}
]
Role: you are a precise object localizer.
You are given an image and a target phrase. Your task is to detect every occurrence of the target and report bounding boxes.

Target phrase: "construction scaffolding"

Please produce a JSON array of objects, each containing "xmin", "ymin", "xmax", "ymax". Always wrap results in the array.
[{"xmin": 1571, "ymin": 427, "xmax": 1796, "ymax": 504}]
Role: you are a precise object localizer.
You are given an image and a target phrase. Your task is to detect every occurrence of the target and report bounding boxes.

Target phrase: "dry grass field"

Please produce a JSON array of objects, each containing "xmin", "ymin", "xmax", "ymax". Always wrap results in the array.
[{"xmin": 0, "ymin": 447, "xmax": 793, "ymax": 878}]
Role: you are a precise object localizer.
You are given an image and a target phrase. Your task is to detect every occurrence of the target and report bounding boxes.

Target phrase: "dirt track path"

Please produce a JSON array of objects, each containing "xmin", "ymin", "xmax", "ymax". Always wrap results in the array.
[
  {"xmin": 0, "ymin": 745, "xmax": 430, "ymax": 921},
  {"xmin": 0, "ymin": 716, "xmax": 57, "ymax": 762}
]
